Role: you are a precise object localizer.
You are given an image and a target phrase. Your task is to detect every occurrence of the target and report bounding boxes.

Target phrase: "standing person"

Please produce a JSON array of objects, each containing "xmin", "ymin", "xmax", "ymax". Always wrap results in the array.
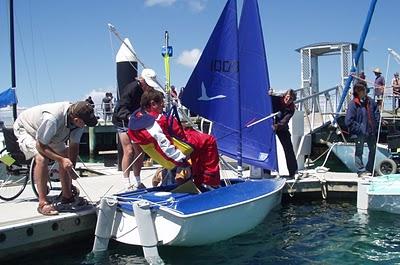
[
  {"xmin": 345, "ymin": 83, "xmax": 379, "ymax": 177},
  {"xmin": 270, "ymin": 89, "xmax": 298, "ymax": 179},
  {"xmin": 112, "ymin": 68, "xmax": 161, "ymax": 189},
  {"xmin": 391, "ymin": 72, "xmax": 400, "ymax": 114},
  {"xmin": 109, "ymin": 93, "xmax": 115, "ymax": 112},
  {"xmin": 170, "ymin": 85, "xmax": 178, "ymax": 105},
  {"xmin": 102, "ymin": 93, "xmax": 112, "ymax": 122},
  {"xmin": 13, "ymin": 101, "xmax": 98, "ymax": 215},
  {"xmin": 373, "ymin": 68, "xmax": 385, "ymax": 108},
  {"xmin": 85, "ymin": 96, "xmax": 95, "ymax": 109},
  {"xmin": 356, "ymin": 72, "xmax": 368, "ymax": 89}
]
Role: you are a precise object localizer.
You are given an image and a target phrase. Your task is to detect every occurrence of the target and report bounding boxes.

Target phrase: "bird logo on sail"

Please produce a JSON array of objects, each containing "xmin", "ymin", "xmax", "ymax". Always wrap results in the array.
[{"xmin": 198, "ymin": 82, "xmax": 226, "ymax": 101}]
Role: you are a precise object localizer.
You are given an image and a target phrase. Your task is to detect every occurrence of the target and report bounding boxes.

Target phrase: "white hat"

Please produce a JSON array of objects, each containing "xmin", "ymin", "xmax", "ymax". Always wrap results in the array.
[
  {"xmin": 373, "ymin": 68, "xmax": 382, "ymax": 74},
  {"xmin": 141, "ymin": 68, "xmax": 160, "ymax": 89}
]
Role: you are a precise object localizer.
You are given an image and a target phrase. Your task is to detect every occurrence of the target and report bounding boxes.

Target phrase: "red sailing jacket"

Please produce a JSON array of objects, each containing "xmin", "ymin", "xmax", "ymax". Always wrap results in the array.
[{"xmin": 128, "ymin": 109, "xmax": 220, "ymax": 186}]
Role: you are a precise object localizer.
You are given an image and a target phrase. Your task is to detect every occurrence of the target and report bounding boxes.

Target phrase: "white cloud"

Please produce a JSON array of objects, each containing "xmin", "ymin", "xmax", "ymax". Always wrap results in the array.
[
  {"xmin": 84, "ymin": 88, "xmax": 117, "ymax": 116},
  {"xmin": 177, "ymin": 49, "xmax": 202, "ymax": 67},
  {"xmin": 187, "ymin": 0, "xmax": 207, "ymax": 12},
  {"xmin": 144, "ymin": 0, "xmax": 176, "ymax": 7}
]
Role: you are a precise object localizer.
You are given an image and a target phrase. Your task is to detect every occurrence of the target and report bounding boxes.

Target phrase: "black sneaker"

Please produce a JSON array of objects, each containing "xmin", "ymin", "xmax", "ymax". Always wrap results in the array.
[{"xmin": 55, "ymin": 196, "xmax": 89, "ymax": 212}]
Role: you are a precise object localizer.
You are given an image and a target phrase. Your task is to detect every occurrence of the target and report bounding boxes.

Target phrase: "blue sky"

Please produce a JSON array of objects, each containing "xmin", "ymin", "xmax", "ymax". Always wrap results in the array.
[{"xmin": 0, "ymin": 0, "xmax": 399, "ymax": 108}]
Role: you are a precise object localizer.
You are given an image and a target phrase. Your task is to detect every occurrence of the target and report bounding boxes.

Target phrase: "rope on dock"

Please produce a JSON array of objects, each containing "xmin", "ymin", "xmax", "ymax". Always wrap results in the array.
[{"xmin": 286, "ymin": 176, "xmax": 300, "ymax": 198}]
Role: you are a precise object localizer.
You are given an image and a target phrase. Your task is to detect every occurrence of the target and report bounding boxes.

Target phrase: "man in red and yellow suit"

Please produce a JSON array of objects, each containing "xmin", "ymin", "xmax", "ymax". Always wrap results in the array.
[{"xmin": 127, "ymin": 89, "xmax": 220, "ymax": 187}]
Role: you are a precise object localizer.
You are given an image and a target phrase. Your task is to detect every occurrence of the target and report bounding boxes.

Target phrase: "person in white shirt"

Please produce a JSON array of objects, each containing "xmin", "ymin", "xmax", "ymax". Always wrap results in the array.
[{"xmin": 13, "ymin": 101, "xmax": 98, "ymax": 215}]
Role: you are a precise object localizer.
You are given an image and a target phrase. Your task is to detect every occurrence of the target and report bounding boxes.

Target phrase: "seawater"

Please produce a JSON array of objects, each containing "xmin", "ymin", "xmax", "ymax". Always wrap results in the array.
[{"xmin": 11, "ymin": 200, "xmax": 400, "ymax": 265}]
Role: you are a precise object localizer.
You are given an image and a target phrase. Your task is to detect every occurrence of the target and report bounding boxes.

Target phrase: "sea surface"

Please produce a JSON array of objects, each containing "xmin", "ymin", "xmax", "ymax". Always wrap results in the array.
[{"xmin": 11, "ymin": 200, "xmax": 400, "ymax": 265}]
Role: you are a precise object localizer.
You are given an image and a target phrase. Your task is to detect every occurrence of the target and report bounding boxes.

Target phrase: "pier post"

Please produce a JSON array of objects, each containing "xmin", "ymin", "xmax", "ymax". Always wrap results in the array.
[
  {"xmin": 357, "ymin": 177, "xmax": 371, "ymax": 214},
  {"xmin": 132, "ymin": 201, "xmax": 164, "ymax": 264},
  {"xmin": 92, "ymin": 198, "xmax": 117, "ymax": 252},
  {"xmin": 88, "ymin": 126, "xmax": 96, "ymax": 158}
]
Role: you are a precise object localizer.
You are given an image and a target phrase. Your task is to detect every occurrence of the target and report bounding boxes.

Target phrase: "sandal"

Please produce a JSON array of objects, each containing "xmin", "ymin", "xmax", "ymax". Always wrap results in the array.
[{"xmin": 37, "ymin": 201, "xmax": 59, "ymax": 216}]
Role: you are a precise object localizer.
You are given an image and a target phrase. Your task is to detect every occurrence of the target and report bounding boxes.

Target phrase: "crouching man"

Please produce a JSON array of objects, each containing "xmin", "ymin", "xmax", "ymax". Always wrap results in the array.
[
  {"xmin": 127, "ymin": 89, "xmax": 220, "ymax": 188},
  {"xmin": 13, "ymin": 101, "xmax": 98, "ymax": 215}
]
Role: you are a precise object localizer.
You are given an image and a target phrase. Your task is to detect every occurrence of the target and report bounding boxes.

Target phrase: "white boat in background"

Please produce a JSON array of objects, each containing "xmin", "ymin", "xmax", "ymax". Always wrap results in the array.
[
  {"xmin": 357, "ymin": 174, "xmax": 400, "ymax": 215},
  {"xmin": 368, "ymin": 175, "xmax": 400, "ymax": 214}
]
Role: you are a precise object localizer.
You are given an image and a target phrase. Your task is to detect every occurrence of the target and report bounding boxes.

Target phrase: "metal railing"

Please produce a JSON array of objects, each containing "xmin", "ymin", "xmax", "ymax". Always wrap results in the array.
[{"xmin": 294, "ymin": 85, "xmax": 343, "ymax": 133}]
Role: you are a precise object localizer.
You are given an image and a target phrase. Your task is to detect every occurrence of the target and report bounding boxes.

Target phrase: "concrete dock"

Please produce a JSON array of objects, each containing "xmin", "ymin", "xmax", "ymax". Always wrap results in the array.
[
  {"xmin": 0, "ymin": 162, "xmax": 360, "ymax": 261},
  {"xmin": 0, "ymin": 163, "xmax": 160, "ymax": 261}
]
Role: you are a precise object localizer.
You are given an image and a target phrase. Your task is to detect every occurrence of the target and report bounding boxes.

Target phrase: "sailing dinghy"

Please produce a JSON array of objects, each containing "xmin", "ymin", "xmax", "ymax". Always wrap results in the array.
[{"xmin": 92, "ymin": 0, "xmax": 285, "ymax": 259}]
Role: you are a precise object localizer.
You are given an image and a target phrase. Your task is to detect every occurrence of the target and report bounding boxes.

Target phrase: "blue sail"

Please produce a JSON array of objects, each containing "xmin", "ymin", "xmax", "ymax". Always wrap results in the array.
[
  {"xmin": 239, "ymin": 0, "xmax": 277, "ymax": 170},
  {"xmin": 182, "ymin": 0, "xmax": 277, "ymax": 170},
  {"xmin": 0, "ymin": 88, "xmax": 17, "ymax": 108},
  {"xmin": 182, "ymin": 0, "xmax": 240, "ymax": 155}
]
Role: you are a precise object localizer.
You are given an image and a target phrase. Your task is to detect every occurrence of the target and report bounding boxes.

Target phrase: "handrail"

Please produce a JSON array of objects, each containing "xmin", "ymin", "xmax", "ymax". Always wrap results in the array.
[{"xmin": 294, "ymin": 86, "xmax": 339, "ymax": 104}]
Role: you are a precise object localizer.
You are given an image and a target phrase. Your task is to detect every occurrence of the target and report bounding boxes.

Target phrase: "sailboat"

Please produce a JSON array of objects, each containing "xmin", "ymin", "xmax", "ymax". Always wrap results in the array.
[
  {"xmin": 0, "ymin": 0, "xmax": 18, "ymax": 149},
  {"xmin": 93, "ymin": 0, "xmax": 285, "ymax": 249}
]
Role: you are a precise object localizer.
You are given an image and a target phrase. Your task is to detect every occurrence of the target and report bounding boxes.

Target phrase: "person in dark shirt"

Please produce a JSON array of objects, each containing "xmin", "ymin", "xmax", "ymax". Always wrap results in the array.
[
  {"xmin": 271, "ymin": 89, "xmax": 298, "ymax": 179},
  {"xmin": 102, "ymin": 93, "xmax": 113, "ymax": 122},
  {"xmin": 85, "ymin": 96, "xmax": 95, "ymax": 109},
  {"xmin": 112, "ymin": 68, "xmax": 161, "ymax": 189},
  {"xmin": 345, "ymin": 83, "xmax": 379, "ymax": 177}
]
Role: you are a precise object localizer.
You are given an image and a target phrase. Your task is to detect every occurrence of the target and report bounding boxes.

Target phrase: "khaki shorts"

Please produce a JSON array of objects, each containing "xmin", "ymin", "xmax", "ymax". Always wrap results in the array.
[{"xmin": 13, "ymin": 125, "xmax": 66, "ymax": 160}]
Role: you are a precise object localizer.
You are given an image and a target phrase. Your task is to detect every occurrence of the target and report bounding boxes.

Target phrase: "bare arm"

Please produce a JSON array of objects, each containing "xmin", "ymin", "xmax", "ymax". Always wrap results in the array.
[
  {"xmin": 68, "ymin": 142, "xmax": 79, "ymax": 167},
  {"xmin": 36, "ymin": 141, "xmax": 73, "ymax": 171}
]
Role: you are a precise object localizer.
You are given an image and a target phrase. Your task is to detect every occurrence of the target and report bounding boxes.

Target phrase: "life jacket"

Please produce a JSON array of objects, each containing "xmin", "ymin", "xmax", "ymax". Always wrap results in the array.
[
  {"xmin": 128, "ymin": 109, "xmax": 192, "ymax": 170},
  {"xmin": 128, "ymin": 107, "xmax": 220, "ymax": 187}
]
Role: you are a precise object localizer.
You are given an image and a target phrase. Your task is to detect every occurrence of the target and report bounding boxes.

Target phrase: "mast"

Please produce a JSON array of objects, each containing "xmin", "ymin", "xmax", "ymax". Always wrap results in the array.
[
  {"xmin": 236, "ymin": 1, "xmax": 242, "ymax": 176},
  {"xmin": 163, "ymin": 31, "xmax": 172, "ymax": 111},
  {"xmin": 9, "ymin": 0, "xmax": 17, "ymax": 120},
  {"xmin": 335, "ymin": 0, "xmax": 378, "ymax": 120}
]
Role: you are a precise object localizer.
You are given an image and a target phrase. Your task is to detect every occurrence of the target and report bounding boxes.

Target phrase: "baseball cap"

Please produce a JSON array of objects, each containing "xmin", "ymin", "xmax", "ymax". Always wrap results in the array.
[
  {"xmin": 71, "ymin": 101, "xmax": 98, "ymax": 127},
  {"xmin": 141, "ymin": 68, "xmax": 161, "ymax": 89}
]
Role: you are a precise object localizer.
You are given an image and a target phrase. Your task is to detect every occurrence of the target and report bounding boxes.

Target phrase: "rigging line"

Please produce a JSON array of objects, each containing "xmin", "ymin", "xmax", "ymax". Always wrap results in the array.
[
  {"xmin": 107, "ymin": 27, "xmax": 141, "ymax": 98},
  {"xmin": 213, "ymin": 113, "xmax": 276, "ymax": 143},
  {"xmin": 28, "ymin": 0, "xmax": 39, "ymax": 103},
  {"xmin": 70, "ymin": 168, "xmax": 94, "ymax": 203},
  {"xmin": 37, "ymin": 28, "xmax": 55, "ymax": 101},
  {"xmin": 15, "ymin": 16, "xmax": 37, "ymax": 104},
  {"xmin": 372, "ymin": 52, "xmax": 391, "ymax": 178},
  {"xmin": 108, "ymin": 23, "xmax": 165, "ymax": 91}
]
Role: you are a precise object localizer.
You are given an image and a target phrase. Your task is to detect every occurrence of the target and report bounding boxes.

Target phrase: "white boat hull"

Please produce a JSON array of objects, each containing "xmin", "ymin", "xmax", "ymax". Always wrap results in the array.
[
  {"xmin": 368, "ymin": 194, "xmax": 400, "ymax": 214},
  {"xmin": 365, "ymin": 174, "xmax": 400, "ymax": 215},
  {"xmin": 113, "ymin": 181, "xmax": 283, "ymax": 246}
]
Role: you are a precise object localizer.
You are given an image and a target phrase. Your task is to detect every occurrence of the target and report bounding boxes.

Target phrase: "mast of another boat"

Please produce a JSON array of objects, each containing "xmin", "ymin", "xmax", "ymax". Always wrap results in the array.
[
  {"xmin": 334, "ymin": 0, "xmax": 378, "ymax": 124},
  {"xmin": 9, "ymin": 0, "xmax": 17, "ymax": 121},
  {"xmin": 108, "ymin": 23, "xmax": 165, "ymax": 90}
]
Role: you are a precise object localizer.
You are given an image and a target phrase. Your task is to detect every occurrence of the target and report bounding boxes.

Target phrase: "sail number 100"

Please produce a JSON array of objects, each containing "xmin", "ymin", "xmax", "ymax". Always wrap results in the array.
[{"xmin": 210, "ymin": 60, "xmax": 239, "ymax": 73}]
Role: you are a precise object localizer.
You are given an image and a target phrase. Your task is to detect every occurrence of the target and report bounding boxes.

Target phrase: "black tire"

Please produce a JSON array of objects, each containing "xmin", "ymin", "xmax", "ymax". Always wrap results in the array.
[
  {"xmin": 0, "ymin": 148, "xmax": 29, "ymax": 201},
  {"xmin": 376, "ymin": 158, "xmax": 397, "ymax": 176},
  {"xmin": 30, "ymin": 159, "xmax": 62, "ymax": 199}
]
